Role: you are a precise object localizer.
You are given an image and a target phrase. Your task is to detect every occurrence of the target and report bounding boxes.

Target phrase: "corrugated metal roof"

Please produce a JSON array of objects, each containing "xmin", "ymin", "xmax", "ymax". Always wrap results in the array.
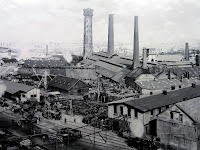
[
  {"xmin": 3, "ymin": 80, "xmax": 34, "ymax": 94},
  {"xmin": 108, "ymin": 84, "xmax": 200, "ymax": 112}
]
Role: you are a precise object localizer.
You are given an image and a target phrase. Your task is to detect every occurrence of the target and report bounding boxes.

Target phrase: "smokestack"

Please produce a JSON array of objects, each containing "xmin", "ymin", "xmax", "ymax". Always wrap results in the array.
[
  {"xmin": 83, "ymin": 8, "xmax": 93, "ymax": 59},
  {"xmin": 132, "ymin": 16, "xmax": 140, "ymax": 69},
  {"xmin": 108, "ymin": 14, "xmax": 114, "ymax": 54},
  {"xmin": 46, "ymin": 45, "xmax": 48, "ymax": 57},
  {"xmin": 143, "ymin": 48, "xmax": 147, "ymax": 69},
  {"xmin": 185, "ymin": 43, "xmax": 189, "ymax": 61}
]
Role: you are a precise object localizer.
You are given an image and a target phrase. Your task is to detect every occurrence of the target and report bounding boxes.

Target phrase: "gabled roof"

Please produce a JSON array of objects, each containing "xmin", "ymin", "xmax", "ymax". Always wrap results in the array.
[
  {"xmin": 111, "ymin": 69, "xmax": 131, "ymax": 83},
  {"xmin": 3, "ymin": 80, "xmax": 35, "ymax": 94},
  {"xmin": 126, "ymin": 67, "xmax": 152, "ymax": 79},
  {"xmin": 108, "ymin": 84, "xmax": 200, "ymax": 113},
  {"xmin": 23, "ymin": 59, "xmax": 70, "ymax": 68},
  {"xmin": 48, "ymin": 75, "xmax": 89, "ymax": 91},
  {"xmin": 94, "ymin": 59, "xmax": 125, "ymax": 78}
]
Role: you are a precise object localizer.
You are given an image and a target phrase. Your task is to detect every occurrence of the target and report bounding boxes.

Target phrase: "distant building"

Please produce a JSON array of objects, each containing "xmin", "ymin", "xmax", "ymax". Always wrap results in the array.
[
  {"xmin": 65, "ymin": 67, "xmax": 98, "ymax": 81},
  {"xmin": 171, "ymin": 66, "xmax": 200, "ymax": 79},
  {"xmin": 94, "ymin": 59, "xmax": 125, "ymax": 79},
  {"xmin": 134, "ymin": 78, "xmax": 200, "ymax": 95},
  {"xmin": 125, "ymin": 67, "xmax": 155, "ymax": 88},
  {"xmin": 3, "ymin": 80, "xmax": 40, "ymax": 102},
  {"xmin": 1, "ymin": 58, "xmax": 18, "ymax": 67},
  {"xmin": 154, "ymin": 71, "xmax": 176, "ymax": 80},
  {"xmin": 19, "ymin": 59, "xmax": 70, "ymax": 75}
]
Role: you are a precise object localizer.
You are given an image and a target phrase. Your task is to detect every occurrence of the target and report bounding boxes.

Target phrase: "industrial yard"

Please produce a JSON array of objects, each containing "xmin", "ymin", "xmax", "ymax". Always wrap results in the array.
[{"xmin": 1, "ymin": 0, "xmax": 200, "ymax": 150}]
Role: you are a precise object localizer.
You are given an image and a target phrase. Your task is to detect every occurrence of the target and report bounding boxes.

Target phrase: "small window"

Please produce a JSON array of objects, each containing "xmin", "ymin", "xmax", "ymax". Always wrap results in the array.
[
  {"xmin": 128, "ymin": 107, "xmax": 131, "ymax": 117},
  {"xmin": 170, "ymin": 112, "xmax": 174, "ymax": 119},
  {"xmin": 22, "ymin": 94, "xmax": 25, "ymax": 98},
  {"xmin": 159, "ymin": 107, "xmax": 162, "ymax": 114},
  {"xmin": 120, "ymin": 107, "xmax": 123, "ymax": 115},
  {"xmin": 151, "ymin": 110, "xmax": 154, "ymax": 116},
  {"xmin": 31, "ymin": 94, "xmax": 37, "ymax": 98},
  {"xmin": 166, "ymin": 105, "xmax": 169, "ymax": 109},
  {"xmin": 179, "ymin": 114, "xmax": 183, "ymax": 121},
  {"xmin": 146, "ymin": 126, "xmax": 148, "ymax": 134},
  {"xmin": 135, "ymin": 109, "xmax": 138, "ymax": 118},
  {"xmin": 114, "ymin": 105, "xmax": 117, "ymax": 114}
]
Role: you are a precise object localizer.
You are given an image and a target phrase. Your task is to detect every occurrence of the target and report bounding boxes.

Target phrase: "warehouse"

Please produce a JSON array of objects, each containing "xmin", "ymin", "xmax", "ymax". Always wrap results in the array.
[{"xmin": 48, "ymin": 75, "xmax": 90, "ymax": 95}]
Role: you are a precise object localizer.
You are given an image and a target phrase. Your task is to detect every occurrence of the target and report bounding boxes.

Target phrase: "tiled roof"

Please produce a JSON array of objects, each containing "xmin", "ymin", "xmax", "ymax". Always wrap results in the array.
[
  {"xmin": 108, "ymin": 84, "xmax": 200, "ymax": 113},
  {"xmin": 3, "ymin": 80, "xmax": 34, "ymax": 94},
  {"xmin": 48, "ymin": 75, "xmax": 89, "ymax": 91},
  {"xmin": 23, "ymin": 59, "xmax": 70, "ymax": 68}
]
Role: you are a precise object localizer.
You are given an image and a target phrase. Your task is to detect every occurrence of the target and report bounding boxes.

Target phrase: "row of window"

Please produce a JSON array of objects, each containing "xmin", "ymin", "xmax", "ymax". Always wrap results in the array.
[
  {"xmin": 113, "ymin": 105, "xmax": 138, "ymax": 118},
  {"xmin": 150, "ymin": 105, "xmax": 169, "ymax": 116},
  {"xmin": 170, "ymin": 112, "xmax": 183, "ymax": 121}
]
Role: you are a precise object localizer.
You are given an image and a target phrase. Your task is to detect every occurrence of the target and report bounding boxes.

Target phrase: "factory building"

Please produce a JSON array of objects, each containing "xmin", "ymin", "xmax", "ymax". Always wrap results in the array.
[
  {"xmin": 1, "ymin": 58, "xmax": 18, "ymax": 67},
  {"xmin": 125, "ymin": 68, "xmax": 155, "ymax": 88},
  {"xmin": 48, "ymin": 75, "xmax": 90, "ymax": 95},
  {"xmin": 134, "ymin": 78, "xmax": 200, "ymax": 95},
  {"xmin": 107, "ymin": 84, "xmax": 200, "ymax": 149},
  {"xmin": 3, "ymin": 80, "xmax": 40, "ymax": 102}
]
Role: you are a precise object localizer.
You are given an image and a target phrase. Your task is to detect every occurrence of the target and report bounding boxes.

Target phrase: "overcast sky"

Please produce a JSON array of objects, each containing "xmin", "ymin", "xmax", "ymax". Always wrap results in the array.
[{"xmin": 1, "ymin": 0, "xmax": 200, "ymax": 51}]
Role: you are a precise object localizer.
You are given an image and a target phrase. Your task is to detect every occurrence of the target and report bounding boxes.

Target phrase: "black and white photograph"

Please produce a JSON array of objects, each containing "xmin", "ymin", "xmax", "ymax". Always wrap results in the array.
[{"xmin": 0, "ymin": 0, "xmax": 200, "ymax": 149}]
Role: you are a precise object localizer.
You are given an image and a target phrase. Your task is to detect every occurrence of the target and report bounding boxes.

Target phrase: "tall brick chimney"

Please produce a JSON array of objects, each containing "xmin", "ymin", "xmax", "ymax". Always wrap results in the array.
[
  {"xmin": 83, "ymin": 8, "xmax": 93, "ymax": 59},
  {"xmin": 132, "ymin": 16, "xmax": 140, "ymax": 69},
  {"xmin": 185, "ymin": 43, "xmax": 189, "ymax": 61},
  {"xmin": 108, "ymin": 14, "xmax": 114, "ymax": 54},
  {"xmin": 143, "ymin": 48, "xmax": 147, "ymax": 69}
]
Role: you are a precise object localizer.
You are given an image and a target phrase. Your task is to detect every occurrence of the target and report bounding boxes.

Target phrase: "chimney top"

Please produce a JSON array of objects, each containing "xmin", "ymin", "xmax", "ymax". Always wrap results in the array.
[{"xmin": 83, "ymin": 8, "xmax": 93, "ymax": 16}]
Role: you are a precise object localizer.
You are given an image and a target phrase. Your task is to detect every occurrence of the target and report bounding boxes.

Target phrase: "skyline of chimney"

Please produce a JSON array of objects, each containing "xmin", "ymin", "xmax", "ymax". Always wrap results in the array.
[
  {"xmin": 132, "ymin": 16, "xmax": 140, "ymax": 69},
  {"xmin": 185, "ymin": 43, "xmax": 189, "ymax": 61},
  {"xmin": 83, "ymin": 8, "xmax": 93, "ymax": 59},
  {"xmin": 108, "ymin": 14, "xmax": 114, "ymax": 54}
]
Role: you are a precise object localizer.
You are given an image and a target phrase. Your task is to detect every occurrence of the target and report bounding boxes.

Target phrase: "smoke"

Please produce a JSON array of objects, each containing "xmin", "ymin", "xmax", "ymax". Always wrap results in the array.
[
  {"xmin": 63, "ymin": 50, "xmax": 73, "ymax": 63},
  {"xmin": 0, "ymin": 81, "xmax": 6, "ymax": 97}
]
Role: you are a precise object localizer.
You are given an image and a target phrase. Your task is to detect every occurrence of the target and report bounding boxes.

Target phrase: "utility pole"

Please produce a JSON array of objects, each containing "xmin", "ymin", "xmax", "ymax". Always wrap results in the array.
[{"xmin": 93, "ymin": 123, "xmax": 96, "ymax": 148}]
